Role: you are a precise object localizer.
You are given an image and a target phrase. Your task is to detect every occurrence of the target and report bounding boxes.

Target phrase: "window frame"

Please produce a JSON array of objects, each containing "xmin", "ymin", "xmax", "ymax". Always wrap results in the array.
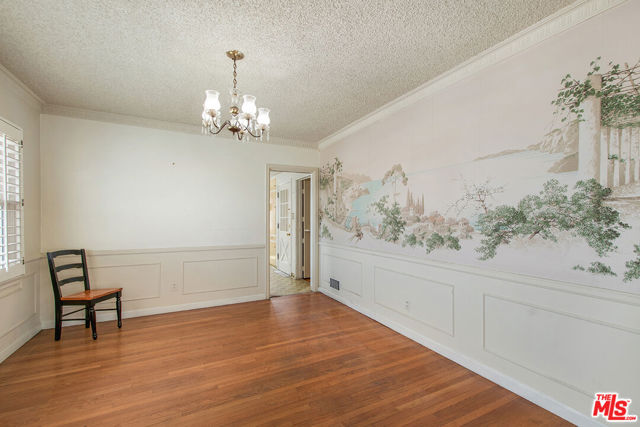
[{"xmin": 0, "ymin": 116, "xmax": 25, "ymax": 283}]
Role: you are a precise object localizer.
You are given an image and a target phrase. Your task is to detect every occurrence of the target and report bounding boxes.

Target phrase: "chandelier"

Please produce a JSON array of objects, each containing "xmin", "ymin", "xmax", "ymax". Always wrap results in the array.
[{"xmin": 201, "ymin": 50, "xmax": 270, "ymax": 141}]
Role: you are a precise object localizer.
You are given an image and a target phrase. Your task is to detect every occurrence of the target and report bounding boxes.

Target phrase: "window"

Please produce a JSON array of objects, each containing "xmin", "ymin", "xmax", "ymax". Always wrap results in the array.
[{"xmin": 0, "ymin": 117, "xmax": 24, "ymax": 282}]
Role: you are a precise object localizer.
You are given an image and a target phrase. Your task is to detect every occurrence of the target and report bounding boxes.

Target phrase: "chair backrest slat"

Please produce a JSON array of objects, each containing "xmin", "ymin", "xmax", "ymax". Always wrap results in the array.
[
  {"xmin": 57, "ymin": 276, "xmax": 86, "ymax": 286},
  {"xmin": 47, "ymin": 249, "xmax": 91, "ymax": 303},
  {"xmin": 55, "ymin": 263, "xmax": 83, "ymax": 272}
]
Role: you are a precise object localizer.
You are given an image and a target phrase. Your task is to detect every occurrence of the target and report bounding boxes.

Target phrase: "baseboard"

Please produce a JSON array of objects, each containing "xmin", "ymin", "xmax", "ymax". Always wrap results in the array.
[
  {"xmin": 318, "ymin": 286, "xmax": 598, "ymax": 427},
  {"xmin": 0, "ymin": 315, "xmax": 42, "ymax": 364},
  {"xmin": 41, "ymin": 294, "xmax": 266, "ymax": 329}
]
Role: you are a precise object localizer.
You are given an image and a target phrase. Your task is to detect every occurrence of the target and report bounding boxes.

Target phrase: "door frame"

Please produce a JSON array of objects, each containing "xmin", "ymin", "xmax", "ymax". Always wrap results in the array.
[
  {"xmin": 266, "ymin": 164, "xmax": 319, "ymax": 299},
  {"xmin": 295, "ymin": 176, "xmax": 311, "ymax": 279}
]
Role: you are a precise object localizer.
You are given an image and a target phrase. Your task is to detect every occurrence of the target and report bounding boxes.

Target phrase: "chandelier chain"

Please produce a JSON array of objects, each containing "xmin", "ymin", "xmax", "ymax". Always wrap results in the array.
[{"xmin": 232, "ymin": 59, "xmax": 237, "ymax": 89}]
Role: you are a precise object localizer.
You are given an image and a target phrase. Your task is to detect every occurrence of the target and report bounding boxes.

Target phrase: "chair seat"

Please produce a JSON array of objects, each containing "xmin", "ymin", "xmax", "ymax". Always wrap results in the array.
[{"xmin": 61, "ymin": 288, "xmax": 122, "ymax": 301}]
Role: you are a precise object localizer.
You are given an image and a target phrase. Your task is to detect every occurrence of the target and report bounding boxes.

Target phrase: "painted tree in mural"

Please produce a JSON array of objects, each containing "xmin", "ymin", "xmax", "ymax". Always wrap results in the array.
[
  {"xmin": 449, "ymin": 179, "xmax": 504, "ymax": 216},
  {"xmin": 382, "ymin": 164, "xmax": 408, "ymax": 202},
  {"xmin": 406, "ymin": 189, "xmax": 425, "ymax": 216},
  {"xmin": 624, "ymin": 244, "xmax": 640, "ymax": 282},
  {"xmin": 320, "ymin": 157, "xmax": 343, "ymax": 222},
  {"xmin": 424, "ymin": 232, "xmax": 461, "ymax": 254},
  {"xmin": 372, "ymin": 195, "xmax": 406, "ymax": 243},
  {"xmin": 475, "ymin": 179, "xmax": 630, "ymax": 276},
  {"xmin": 552, "ymin": 58, "xmax": 640, "ymax": 127}
]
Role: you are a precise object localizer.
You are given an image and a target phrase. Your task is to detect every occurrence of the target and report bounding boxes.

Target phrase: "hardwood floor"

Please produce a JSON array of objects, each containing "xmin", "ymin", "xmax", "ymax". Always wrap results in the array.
[{"xmin": 0, "ymin": 293, "xmax": 569, "ymax": 426}]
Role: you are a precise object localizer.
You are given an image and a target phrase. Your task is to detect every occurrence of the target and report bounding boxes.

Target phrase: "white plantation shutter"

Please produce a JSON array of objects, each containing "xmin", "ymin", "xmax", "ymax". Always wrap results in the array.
[{"xmin": 0, "ymin": 117, "xmax": 24, "ymax": 282}]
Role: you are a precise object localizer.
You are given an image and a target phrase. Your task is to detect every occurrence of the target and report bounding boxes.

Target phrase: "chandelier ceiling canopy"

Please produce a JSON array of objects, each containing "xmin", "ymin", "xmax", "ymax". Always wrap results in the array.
[{"xmin": 201, "ymin": 50, "xmax": 270, "ymax": 142}]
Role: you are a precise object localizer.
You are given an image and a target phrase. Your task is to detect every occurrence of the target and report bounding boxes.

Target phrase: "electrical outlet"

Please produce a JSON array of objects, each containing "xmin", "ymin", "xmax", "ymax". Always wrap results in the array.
[
  {"xmin": 170, "ymin": 283, "xmax": 178, "ymax": 291},
  {"xmin": 404, "ymin": 300, "xmax": 410, "ymax": 311}
]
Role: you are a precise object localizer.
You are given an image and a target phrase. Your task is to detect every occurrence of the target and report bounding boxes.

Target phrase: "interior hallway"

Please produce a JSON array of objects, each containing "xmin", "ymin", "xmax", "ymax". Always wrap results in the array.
[{"xmin": 270, "ymin": 266, "xmax": 310, "ymax": 297}]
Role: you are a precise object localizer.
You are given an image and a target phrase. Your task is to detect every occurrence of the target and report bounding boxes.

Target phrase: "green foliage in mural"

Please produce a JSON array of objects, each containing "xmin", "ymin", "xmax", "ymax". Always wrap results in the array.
[
  {"xmin": 573, "ymin": 262, "xmax": 617, "ymax": 277},
  {"xmin": 552, "ymin": 58, "xmax": 640, "ymax": 128},
  {"xmin": 624, "ymin": 244, "xmax": 640, "ymax": 282},
  {"xmin": 424, "ymin": 232, "xmax": 461, "ymax": 254},
  {"xmin": 372, "ymin": 195, "xmax": 406, "ymax": 243},
  {"xmin": 320, "ymin": 157, "xmax": 343, "ymax": 189},
  {"xmin": 324, "ymin": 193, "xmax": 338, "ymax": 222},
  {"xmin": 320, "ymin": 224, "xmax": 333, "ymax": 240},
  {"xmin": 476, "ymin": 179, "xmax": 630, "ymax": 272},
  {"xmin": 404, "ymin": 233, "xmax": 422, "ymax": 247}
]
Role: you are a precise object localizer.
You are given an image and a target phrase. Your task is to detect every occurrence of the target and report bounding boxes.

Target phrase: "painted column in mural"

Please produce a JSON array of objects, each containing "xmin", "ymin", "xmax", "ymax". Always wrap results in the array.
[
  {"xmin": 622, "ymin": 127, "xmax": 636, "ymax": 183},
  {"xmin": 600, "ymin": 127, "xmax": 610, "ymax": 186},
  {"xmin": 632, "ymin": 127, "xmax": 640, "ymax": 182},
  {"xmin": 578, "ymin": 74, "xmax": 602, "ymax": 181},
  {"xmin": 612, "ymin": 129, "xmax": 621, "ymax": 187},
  {"xmin": 617, "ymin": 128, "xmax": 625, "ymax": 186}
]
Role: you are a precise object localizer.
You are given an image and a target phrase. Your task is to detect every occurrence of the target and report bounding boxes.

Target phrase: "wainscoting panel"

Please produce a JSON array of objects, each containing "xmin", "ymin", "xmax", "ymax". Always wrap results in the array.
[
  {"xmin": 319, "ymin": 241, "xmax": 640, "ymax": 427},
  {"xmin": 90, "ymin": 263, "xmax": 162, "ymax": 301},
  {"xmin": 183, "ymin": 257, "xmax": 258, "ymax": 294},
  {"xmin": 374, "ymin": 266, "xmax": 454, "ymax": 336},
  {"xmin": 0, "ymin": 259, "xmax": 41, "ymax": 363},
  {"xmin": 483, "ymin": 294, "xmax": 640, "ymax": 399},
  {"xmin": 321, "ymin": 254, "xmax": 363, "ymax": 296},
  {"xmin": 39, "ymin": 245, "xmax": 267, "ymax": 329}
]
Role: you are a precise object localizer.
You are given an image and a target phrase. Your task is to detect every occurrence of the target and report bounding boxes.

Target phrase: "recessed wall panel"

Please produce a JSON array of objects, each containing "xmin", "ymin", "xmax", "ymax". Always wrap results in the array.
[
  {"xmin": 183, "ymin": 257, "xmax": 258, "ymax": 294},
  {"xmin": 89, "ymin": 263, "xmax": 161, "ymax": 301},
  {"xmin": 484, "ymin": 295, "xmax": 640, "ymax": 398},
  {"xmin": 374, "ymin": 266, "xmax": 454, "ymax": 335}
]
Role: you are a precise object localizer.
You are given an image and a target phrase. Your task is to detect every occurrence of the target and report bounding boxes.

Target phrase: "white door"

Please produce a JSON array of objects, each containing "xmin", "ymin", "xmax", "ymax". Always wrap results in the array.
[{"xmin": 276, "ymin": 181, "xmax": 292, "ymax": 275}]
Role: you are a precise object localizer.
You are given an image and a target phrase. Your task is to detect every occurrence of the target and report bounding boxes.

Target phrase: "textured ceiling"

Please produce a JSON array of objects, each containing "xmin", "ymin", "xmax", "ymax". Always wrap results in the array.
[{"xmin": 0, "ymin": 0, "xmax": 573, "ymax": 144}]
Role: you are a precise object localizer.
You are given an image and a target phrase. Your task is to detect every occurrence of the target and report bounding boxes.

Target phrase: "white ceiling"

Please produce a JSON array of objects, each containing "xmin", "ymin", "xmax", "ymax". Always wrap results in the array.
[{"xmin": 0, "ymin": 0, "xmax": 573, "ymax": 145}]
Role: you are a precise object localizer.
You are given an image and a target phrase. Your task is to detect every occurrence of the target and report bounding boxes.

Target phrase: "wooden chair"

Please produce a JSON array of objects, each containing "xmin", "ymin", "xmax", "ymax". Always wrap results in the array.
[{"xmin": 47, "ymin": 249, "xmax": 122, "ymax": 341}]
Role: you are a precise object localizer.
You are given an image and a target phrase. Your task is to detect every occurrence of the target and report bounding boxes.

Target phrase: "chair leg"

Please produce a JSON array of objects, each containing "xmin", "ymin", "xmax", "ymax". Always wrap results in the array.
[
  {"xmin": 54, "ymin": 304, "xmax": 62, "ymax": 341},
  {"xmin": 116, "ymin": 293, "xmax": 122, "ymax": 328},
  {"xmin": 89, "ymin": 305, "xmax": 97, "ymax": 340},
  {"xmin": 85, "ymin": 306, "xmax": 90, "ymax": 328}
]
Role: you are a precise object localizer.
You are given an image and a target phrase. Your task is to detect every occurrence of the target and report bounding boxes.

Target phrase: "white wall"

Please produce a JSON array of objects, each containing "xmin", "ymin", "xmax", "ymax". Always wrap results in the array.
[
  {"xmin": 41, "ymin": 115, "xmax": 318, "ymax": 250},
  {"xmin": 0, "ymin": 66, "xmax": 42, "ymax": 362},
  {"xmin": 38, "ymin": 114, "xmax": 318, "ymax": 328}
]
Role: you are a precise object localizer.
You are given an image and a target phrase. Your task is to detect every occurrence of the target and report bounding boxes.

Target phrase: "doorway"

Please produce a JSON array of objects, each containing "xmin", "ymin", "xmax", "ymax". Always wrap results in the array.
[{"xmin": 266, "ymin": 165, "xmax": 318, "ymax": 298}]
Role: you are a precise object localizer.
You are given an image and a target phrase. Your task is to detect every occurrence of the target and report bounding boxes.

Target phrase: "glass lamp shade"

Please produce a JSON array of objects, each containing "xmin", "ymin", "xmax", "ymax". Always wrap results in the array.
[
  {"xmin": 257, "ymin": 108, "xmax": 270, "ymax": 128},
  {"xmin": 242, "ymin": 95, "xmax": 257, "ymax": 117},
  {"xmin": 203, "ymin": 90, "xmax": 221, "ymax": 112}
]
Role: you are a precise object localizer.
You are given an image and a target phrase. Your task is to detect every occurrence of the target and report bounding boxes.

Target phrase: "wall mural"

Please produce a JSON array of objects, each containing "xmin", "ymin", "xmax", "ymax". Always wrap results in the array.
[{"xmin": 320, "ymin": 55, "xmax": 640, "ymax": 291}]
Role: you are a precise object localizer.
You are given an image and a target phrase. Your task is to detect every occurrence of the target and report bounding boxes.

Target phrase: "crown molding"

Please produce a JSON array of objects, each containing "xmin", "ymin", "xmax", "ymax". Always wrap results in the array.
[
  {"xmin": 317, "ymin": 0, "xmax": 627, "ymax": 150},
  {"xmin": 42, "ymin": 104, "xmax": 317, "ymax": 150},
  {"xmin": 0, "ymin": 63, "xmax": 44, "ymax": 110}
]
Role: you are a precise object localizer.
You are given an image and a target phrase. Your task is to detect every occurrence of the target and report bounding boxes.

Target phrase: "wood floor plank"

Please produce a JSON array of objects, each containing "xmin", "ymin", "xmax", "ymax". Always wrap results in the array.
[{"xmin": 0, "ymin": 293, "xmax": 570, "ymax": 426}]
